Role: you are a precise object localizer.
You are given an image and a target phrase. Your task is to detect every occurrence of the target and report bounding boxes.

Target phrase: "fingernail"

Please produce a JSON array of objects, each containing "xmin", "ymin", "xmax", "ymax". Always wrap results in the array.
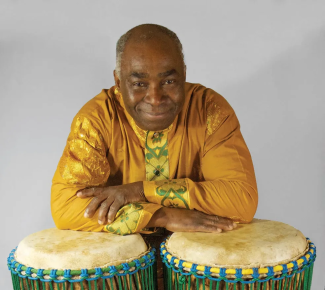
[
  {"xmin": 228, "ymin": 225, "xmax": 233, "ymax": 230},
  {"xmin": 98, "ymin": 220, "xmax": 103, "ymax": 225},
  {"xmin": 84, "ymin": 212, "xmax": 89, "ymax": 218},
  {"xmin": 233, "ymin": 222, "xmax": 237, "ymax": 228},
  {"xmin": 77, "ymin": 192, "xmax": 82, "ymax": 197},
  {"xmin": 107, "ymin": 219, "xmax": 112, "ymax": 224},
  {"xmin": 217, "ymin": 228, "xmax": 222, "ymax": 233}
]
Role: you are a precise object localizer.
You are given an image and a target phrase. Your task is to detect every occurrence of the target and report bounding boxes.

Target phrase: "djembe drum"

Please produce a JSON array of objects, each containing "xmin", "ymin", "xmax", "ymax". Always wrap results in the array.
[
  {"xmin": 161, "ymin": 219, "xmax": 316, "ymax": 290},
  {"xmin": 7, "ymin": 228, "xmax": 156, "ymax": 290}
]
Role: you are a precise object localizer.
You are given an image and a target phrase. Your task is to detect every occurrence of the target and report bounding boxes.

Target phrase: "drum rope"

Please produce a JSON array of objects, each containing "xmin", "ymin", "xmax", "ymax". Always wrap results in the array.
[
  {"xmin": 160, "ymin": 238, "xmax": 316, "ymax": 289},
  {"xmin": 163, "ymin": 253, "xmax": 315, "ymax": 285},
  {"xmin": 164, "ymin": 265, "xmax": 314, "ymax": 290},
  {"xmin": 7, "ymin": 247, "xmax": 156, "ymax": 289}
]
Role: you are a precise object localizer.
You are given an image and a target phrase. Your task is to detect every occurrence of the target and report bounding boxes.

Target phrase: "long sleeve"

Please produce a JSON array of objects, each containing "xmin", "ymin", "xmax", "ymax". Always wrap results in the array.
[
  {"xmin": 143, "ymin": 96, "xmax": 258, "ymax": 223},
  {"xmin": 51, "ymin": 112, "xmax": 161, "ymax": 235}
]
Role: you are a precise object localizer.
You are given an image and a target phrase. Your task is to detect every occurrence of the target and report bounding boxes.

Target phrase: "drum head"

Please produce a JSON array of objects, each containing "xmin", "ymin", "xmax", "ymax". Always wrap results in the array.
[
  {"xmin": 15, "ymin": 228, "xmax": 148, "ymax": 270},
  {"xmin": 165, "ymin": 219, "xmax": 308, "ymax": 268}
]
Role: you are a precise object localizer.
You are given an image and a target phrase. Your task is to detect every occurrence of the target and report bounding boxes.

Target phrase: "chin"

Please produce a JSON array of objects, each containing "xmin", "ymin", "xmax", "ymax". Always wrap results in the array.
[
  {"xmin": 132, "ymin": 113, "xmax": 173, "ymax": 131},
  {"xmin": 139, "ymin": 120, "xmax": 172, "ymax": 131},
  {"xmin": 143, "ymin": 123, "xmax": 169, "ymax": 131}
]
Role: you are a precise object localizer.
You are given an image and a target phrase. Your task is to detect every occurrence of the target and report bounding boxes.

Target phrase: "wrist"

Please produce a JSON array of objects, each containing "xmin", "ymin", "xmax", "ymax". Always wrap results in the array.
[
  {"xmin": 147, "ymin": 207, "xmax": 168, "ymax": 228},
  {"xmin": 136, "ymin": 181, "xmax": 147, "ymax": 202}
]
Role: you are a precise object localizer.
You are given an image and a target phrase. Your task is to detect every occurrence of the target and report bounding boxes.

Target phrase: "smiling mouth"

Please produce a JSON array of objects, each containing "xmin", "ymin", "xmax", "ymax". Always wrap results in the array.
[
  {"xmin": 142, "ymin": 110, "xmax": 170, "ymax": 117},
  {"xmin": 145, "ymin": 112, "xmax": 167, "ymax": 116}
]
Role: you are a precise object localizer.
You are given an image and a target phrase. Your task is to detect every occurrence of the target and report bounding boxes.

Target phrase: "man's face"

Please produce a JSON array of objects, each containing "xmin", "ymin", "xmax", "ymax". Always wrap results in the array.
[{"xmin": 114, "ymin": 36, "xmax": 186, "ymax": 131}]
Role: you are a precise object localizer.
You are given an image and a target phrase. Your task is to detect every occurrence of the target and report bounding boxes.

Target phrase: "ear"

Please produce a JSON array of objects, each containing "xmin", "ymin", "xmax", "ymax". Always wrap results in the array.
[{"xmin": 113, "ymin": 70, "xmax": 121, "ymax": 89}]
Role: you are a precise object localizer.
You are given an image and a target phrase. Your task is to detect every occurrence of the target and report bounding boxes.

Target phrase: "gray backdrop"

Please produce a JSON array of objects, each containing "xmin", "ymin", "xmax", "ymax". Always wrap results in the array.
[{"xmin": 1, "ymin": 0, "xmax": 324, "ymax": 289}]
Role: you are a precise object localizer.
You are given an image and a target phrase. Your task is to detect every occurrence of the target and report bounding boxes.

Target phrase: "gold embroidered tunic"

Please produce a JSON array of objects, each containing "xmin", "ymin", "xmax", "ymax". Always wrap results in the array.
[{"xmin": 51, "ymin": 82, "xmax": 258, "ymax": 235}]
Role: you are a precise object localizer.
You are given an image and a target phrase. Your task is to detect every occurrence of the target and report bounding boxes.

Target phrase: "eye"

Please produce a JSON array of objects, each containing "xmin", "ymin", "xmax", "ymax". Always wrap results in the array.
[
  {"xmin": 163, "ymin": 79, "xmax": 175, "ymax": 85},
  {"xmin": 133, "ymin": 82, "xmax": 146, "ymax": 87}
]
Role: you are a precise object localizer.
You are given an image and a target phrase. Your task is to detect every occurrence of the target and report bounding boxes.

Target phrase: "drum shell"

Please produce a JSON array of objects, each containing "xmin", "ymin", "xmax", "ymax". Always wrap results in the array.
[
  {"xmin": 163, "ymin": 264, "xmax": 315, "ymax": 290},
  {"xmin": 11, "ymin": 270, "xmax": 153, "ymax": 290}
]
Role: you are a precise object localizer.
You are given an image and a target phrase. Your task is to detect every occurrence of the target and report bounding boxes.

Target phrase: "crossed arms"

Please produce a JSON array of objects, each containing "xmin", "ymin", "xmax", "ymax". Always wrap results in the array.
[{"xmin": 51, "ymin": 91, "xmax": 258, "ymax": 235}]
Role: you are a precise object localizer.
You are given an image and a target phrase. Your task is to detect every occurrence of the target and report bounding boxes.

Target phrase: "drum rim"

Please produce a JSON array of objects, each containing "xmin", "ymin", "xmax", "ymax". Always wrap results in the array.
[
  {"xmin": 160, "ymin": 237, "xmax": 316, "ymax": 280},
  {"xmin": 7, "ymin": 247, "xmax": 156, "ymax": 283}
]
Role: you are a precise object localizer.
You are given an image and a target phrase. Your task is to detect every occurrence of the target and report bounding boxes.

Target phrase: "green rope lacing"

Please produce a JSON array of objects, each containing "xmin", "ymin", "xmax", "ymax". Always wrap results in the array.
[
  {"xmin": 8, "ymin": 248, "xmax": 156, "ymax": 279},
  {"xmin": 8, "ymin": 248, "xmax": 157, "ymax": 290},
  {"xmin": 10, "ymin": 268, "xmax": 157, "ymax": 290},
  {"xmin": 161, "ymin": 238, "xmax": 316, "ymax": 290},
  {"xmin": 162, "ymin": 256, "xmax": 315, "ymax": 290}
]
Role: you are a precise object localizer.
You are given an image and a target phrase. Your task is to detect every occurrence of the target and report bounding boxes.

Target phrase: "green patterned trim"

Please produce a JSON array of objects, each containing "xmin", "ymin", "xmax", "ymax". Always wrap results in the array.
[
  {"xmin": 145, "ymin": 142, "xmax": 168, "ymax": 160},
  {"xmin": 155, "ymin": 179, "xmax": 189, "ymax": 209},
  {"xmin": 105, "ymin": 203, "xmax": 143, "ymax": 235},
  {"xmin": 145, "ymin": 130, "xmax": 170, "ymax": 181}
]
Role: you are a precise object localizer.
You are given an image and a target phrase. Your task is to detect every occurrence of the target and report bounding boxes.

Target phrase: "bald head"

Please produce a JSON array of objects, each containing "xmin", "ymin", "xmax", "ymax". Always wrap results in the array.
[{"xmin": 115, "ymin": 24, "xmax": 184, "ymax": 78}]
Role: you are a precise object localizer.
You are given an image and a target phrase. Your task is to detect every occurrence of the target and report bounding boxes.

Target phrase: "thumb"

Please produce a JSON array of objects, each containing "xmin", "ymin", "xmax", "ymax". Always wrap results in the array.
[{"xmin": 77, "ymin": 187, "xmax": 97, "ymax": 198}]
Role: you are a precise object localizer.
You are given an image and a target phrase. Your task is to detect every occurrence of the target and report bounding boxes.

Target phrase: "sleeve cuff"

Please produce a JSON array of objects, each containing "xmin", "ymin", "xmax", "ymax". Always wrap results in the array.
[
  {"xmin": 143, "ymin": 179, "xmax": 190, "ymax": 209},
  {"xmin": 104, "ymin": 202, "xmax": 162, "ymax": 235}
]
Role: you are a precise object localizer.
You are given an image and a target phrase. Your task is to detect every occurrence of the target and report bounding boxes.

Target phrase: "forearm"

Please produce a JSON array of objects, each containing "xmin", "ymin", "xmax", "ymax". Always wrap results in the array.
[
  {"xmin": 143, "ymin": 178, "xmax": 257, "ymax": 223},
  {"xmin": 53, "ymin": 188, "xmax": 162, "ymax": 235},
  {"xmin": 146, "ymin": 207, "xmax": 237, "ymax": 233},
  {"xmin": 51, "ymin": 184, "xmax": 104, "ymax": 232},
  {"xmin": 52, "ymin": 179, "xmax": 163, "ymax": 236},
  {"xmin": 189, "ymin": 179, "xmax": 258, "ymax": 222},
  {"xmin": 146, "ymin": 207, "xmax": 168, "ymax": 228}
]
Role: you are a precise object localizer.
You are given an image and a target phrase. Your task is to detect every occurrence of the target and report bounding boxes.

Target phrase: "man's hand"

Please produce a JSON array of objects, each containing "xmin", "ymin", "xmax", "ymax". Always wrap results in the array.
[
  {"xmin": 77, "ymin": 182, "xmax": 146, "ymax": 224},
  {"xmin": 148, "ymin": 207, "xmax": 237, "ymax": 233}
]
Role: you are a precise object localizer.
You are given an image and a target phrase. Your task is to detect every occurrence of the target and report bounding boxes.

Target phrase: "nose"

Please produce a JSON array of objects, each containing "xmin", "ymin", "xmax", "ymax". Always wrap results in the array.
[{"xmin": 144, "ymin": 84, "xmax": 164, "ymax": 107}]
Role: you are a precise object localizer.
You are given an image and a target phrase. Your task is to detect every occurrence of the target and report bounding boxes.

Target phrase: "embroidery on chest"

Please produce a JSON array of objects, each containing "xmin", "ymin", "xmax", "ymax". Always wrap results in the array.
[{"xmin": 145, "ymin": 131, "xmax": 170, "ymax": 181}]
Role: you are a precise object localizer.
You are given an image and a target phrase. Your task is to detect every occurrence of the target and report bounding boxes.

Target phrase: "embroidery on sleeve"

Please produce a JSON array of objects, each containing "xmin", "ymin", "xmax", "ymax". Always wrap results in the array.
[
  {"xmin": 154, "ymin": 179, "xmax": 189, "ymax": 209},
  {"xmin": 105, "ymin": 203, "xmax": 143, "ymax": 235},
  {"xmin": 59, "ymin": 116, "xmax": 110, "ymax": 186},
  {"xmin": 206, "ymin": 98, "xmax": 228, "ymax": 136}
]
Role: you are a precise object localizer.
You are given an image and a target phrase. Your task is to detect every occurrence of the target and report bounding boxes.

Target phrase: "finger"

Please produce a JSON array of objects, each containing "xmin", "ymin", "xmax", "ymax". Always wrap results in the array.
[
  {"xmin": 220, "ymin": 217, "xmax": 237, "ymax": 230},
  {"xmin": 208, "ymin": 216, "xmax": 236, "ymax": 231},
  {"xmin": 84, "ymin": 196, "xmax": 106, "ymax": 218},
  {"xmin": 107, "ymin": 199, "xmax": 122, "ymax": 223},
  {"xmin": 198, "ymin": 224, "xmax": 223, "ymax": 233},
  {"xmin": 77, "ymin": 187, "xmax": 98, "ymax": 198},
  {"xmin": 214, "ymin": 216, "xmax": 236, "ymax": 228},
  {"xmin": 98, "ymin": 197, "xmax": 114, "ymax": 225}
]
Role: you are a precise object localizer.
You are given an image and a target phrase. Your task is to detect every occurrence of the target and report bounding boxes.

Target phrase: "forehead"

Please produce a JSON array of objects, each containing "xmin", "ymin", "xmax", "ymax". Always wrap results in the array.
[{"xmin": 121, "ymin": 37, "xmax": 183, "ymax": 75}]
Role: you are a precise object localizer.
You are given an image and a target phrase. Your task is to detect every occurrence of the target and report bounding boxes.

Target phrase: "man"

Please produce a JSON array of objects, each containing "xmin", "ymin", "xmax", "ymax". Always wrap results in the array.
[{"xmin": 51, "ymin": 24, "xmax": 258, "ymax": 236}]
